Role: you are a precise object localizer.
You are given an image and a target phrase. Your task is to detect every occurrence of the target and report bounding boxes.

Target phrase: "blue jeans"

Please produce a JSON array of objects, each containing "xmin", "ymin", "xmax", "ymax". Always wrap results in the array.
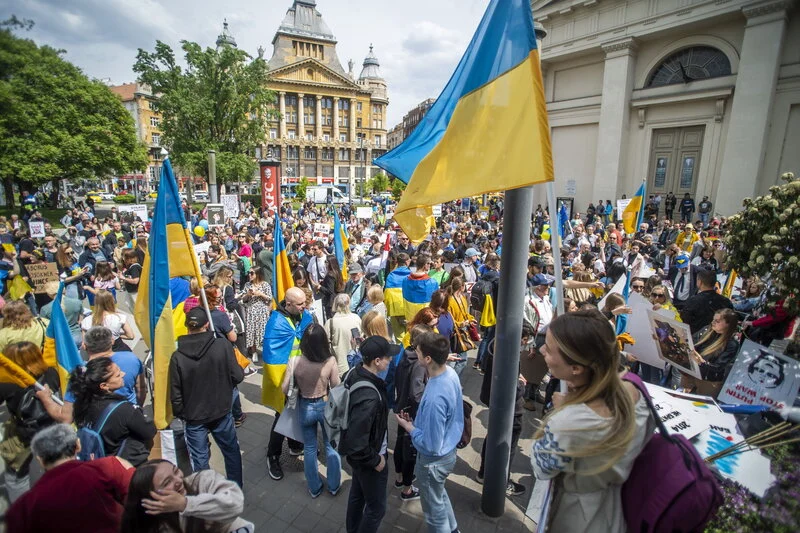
[
  {"xmin": 476, "ymin": 326, "xmax": 495, "ymax": 366},
  {"xmin": 184, "ymin": 413, "xmax": 243, "ymax": 487},
  {"xmin": 347, "ymin": 459, "xmax": 388, "ymax": 533},
  {"xmin": 232, "ymin": 387, "xmax": 242, "ymax": 419},
  {"xmin": 447, "ymin": 355, "xmax": 467, "ymax": 376},
  {"xmin": 699, "ymin": 212, "xmax": 709, "ymax": 226},
  {"xmin": 415, "ymin": 450, "xmax": 458, "ymax": 533},
  {"xmin": 299, "ymin": 396, "xmax": 341, "ymax": 494}
]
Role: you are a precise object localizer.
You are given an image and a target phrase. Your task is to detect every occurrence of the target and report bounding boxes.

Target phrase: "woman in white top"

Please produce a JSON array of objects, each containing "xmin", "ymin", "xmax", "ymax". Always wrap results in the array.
[
  {"xmin": 324, "ymin": 293, "xmax": 362, "ymax": 376},
  {"xmin": 81, "ymin": 289, "xmax": 134, "ymax": 352},
  {"xmin": 531, "ymin": 309, "xmax": 654, "ymax": 533}
]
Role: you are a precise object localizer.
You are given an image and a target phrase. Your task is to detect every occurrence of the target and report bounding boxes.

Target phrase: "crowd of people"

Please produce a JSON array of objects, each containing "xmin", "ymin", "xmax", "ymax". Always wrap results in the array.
[{"xmin": 0, "ymin": 190, "xmax": 796, "ymax": 532}]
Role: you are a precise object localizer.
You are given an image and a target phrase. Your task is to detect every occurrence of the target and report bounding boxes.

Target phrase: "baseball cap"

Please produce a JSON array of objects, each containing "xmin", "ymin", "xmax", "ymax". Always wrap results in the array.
[
  {"xmin": 465, "ymin": 248, "xmax": 480, "ymax": 258},
  {"xmin": 675, "ymin": 254, "xmax": 690, "ymax": 268},
  {"xmin": 359, "ymin": 336, "xmax": 401, "ymax": 362},
  {"xmin": 530, "ymin": 273, "xmax": 555, "ymax": 286},
  {"xmin": 348, "ymin": 262, "xmax": 363, "ymax": 275},
  {"xmin": 185, "ymin": 307, "xmax": 210, "ymax": 329},
  {"xmin": 685, "ymin": 223, "xmax": 694, "ymax": 230}
]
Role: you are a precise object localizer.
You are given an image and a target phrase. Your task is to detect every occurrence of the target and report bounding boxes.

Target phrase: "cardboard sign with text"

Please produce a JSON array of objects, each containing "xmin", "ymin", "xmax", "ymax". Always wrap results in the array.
[
  {"xmin": 119, "ymin": 204, "xmax": 148, "ymax": 222},
  {"xmin": 313, "ymin": 223, "xmax": 330, "ymax": 246},
  {"xmin": 220, "ymin": 195, "xmax": 240, "ymax": 220},
  {"xmin": 717, "ymin": 339, "xmax": 800, "ymax": 410},
  {"xmin": 26, "ymin": 262, "xmax": 59, "ymax": 293},
  {"xmin": 356, "ymin": 207, "xmax": 373, "ymax": 220}
]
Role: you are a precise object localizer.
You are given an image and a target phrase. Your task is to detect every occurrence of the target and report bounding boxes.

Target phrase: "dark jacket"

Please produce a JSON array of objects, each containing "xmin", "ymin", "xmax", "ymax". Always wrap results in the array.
[
  {"xmin": 101, "ymin": 230, "xmax": 132, "ymax": 257},
  {"xmin": 86, "ymin": 395, "xmax": 156, "ymax": 466},
  {"xmin": 680, "ymin": 290, "xmax": 734, "ymax": 334},
  {"xmin": 341, "ymin": 365, "xmax": 388, "ymax": 471},
  {"xmin": 393, "ymin": 348, "xmax": 426, "ymax": 417},
  {"xmin": 480, "ymin": 268, "xmax": 500, "ymax": 307},
  {"xmin": 169, "ymin": 331, "xmax": 244, "ymax": 425},
  {"xmin": 78, "ymin": 248, "xmax": 113, "ymax": 272},
  {"xmin": 695, "ymin": 333, "xmax": 739, "ymax": 382}
]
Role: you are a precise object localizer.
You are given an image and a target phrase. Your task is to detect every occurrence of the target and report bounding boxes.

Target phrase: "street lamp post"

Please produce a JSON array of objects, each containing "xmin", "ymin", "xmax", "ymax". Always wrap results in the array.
[{"xmin": 360, "ymin": 135, "xmax": 365, "ymax": 202}]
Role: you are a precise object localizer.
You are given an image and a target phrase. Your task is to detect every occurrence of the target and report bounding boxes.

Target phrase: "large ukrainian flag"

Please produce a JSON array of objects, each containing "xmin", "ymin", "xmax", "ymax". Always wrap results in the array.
[
  {"xmin": 374, "ymin": 0, "xmax": 553, "ymax": 242},
  {"xmin": 41, "ymin": 282, "xmax": 83, "ymax": 394},
  {"xmin": 134, "ymin": 158, "xmax": 203, "ymax": 429},
  {"xmin": 272, "ymin": 210, "xmax": 294, "ymax": 305},
  {"xmin": 623, "ymin": 181, "xmax": 646, "ymax": 234}
]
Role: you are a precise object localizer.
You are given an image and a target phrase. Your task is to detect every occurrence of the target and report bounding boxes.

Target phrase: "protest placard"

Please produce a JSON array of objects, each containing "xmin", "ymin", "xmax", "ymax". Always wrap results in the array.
[
  {"xmin": 26, "ymin": 262, "xmax": 59, "ymax": 293},
  {"xmin": 194, "ymin": 241, "xmax": 211, "ymax": 258},
  {"xmin": 313, "ymin": 223, "xmax": 330, "ymax": 245},
  {"xmin": 206, "ymin": 204, "xmax": 225, "ymax": 228},
  {"xmin": 616, "ymin": 198, "xmax": 632, "ymax": 221},
  {"xmin": 356, "ymin": 207, "xmax": 373, "ymax": 220},
  {"xmin": 29, "ymin": 221, "xmax": 46, "ymax": 239},
  {"xmin": 644, "ymin": 383, "xmax": 709, "ymax": 439},
  {"xmin": 597, "ymin": 275, "xmax": 627, "ymax": 310},
  {"xmin": 119, "ymin": 204, "xmax": 148, "ymax": 222},
  {"xmin": 432, "ymin": 204, "xmax": 442, "ymax": 218},
  {"xmin": 717, "ymin": 340, "xmax": 800, "ymax": 410},
  {"xmin": 623, "ymin": 292, "xmax": 664, "ymax": 368},
  {"xmin": 220, "ymin": 195, "xmax": 240, "ymax": 220},
  {"xmin": 648, "ymin": 309, "xmax": 701, "ymax": 378}
]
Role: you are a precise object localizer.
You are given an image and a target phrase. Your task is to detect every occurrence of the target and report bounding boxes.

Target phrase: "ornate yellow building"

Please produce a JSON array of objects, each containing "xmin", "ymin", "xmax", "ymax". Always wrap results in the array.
[{"xmin": 258, "ymin": 0, "xmax": 389, "ymax": 198}]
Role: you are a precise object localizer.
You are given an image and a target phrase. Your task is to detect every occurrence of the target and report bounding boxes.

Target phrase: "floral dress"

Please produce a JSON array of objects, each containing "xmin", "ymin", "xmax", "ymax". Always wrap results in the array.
[{"xmin": 240, "ymin": 280, "xmax": 272, "ymax": 350}]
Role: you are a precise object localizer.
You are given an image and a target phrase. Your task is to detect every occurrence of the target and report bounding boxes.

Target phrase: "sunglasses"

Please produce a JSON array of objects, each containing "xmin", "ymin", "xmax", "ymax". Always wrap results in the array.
[
  {"xmin": 651, "ymin": 293, "xmax": 666, "ymax": 299},
  {"xmin": 632, "ymin": 285, "xmax": 645, "ymax": 290}
]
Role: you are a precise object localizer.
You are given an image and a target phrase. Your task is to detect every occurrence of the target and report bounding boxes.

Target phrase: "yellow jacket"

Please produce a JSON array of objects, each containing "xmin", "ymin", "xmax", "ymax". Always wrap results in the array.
[
  {"xmin": 676, "ymin": 231, "xmax": 698, "ymax": 252},
  {"xmin": 448, "ymin": 293, "xmax": 474, "ymax": 327}
]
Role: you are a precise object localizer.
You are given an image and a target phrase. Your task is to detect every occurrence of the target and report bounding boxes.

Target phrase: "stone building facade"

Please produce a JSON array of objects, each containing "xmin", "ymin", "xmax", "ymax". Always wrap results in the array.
[
  {"xmin": 532, "ymin": 0, "xmax": 799, "ymax": 218},
  {"xmin": 259, "ymin": 0, "xmax": 389, "ymax": 198}
]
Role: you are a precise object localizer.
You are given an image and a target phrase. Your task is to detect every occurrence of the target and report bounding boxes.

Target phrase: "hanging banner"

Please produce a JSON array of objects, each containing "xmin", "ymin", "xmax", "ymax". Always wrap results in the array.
[
  {"xmin": 717, "ymin": 340, "xmax": 800, "ymax": 410},
  {"xmin": 259, "ymin": 160, "xmax": 280, "ymax": 213},
  {"xmin": 220, "ymin": 194, "xmax": 240, "ymax": 220}
]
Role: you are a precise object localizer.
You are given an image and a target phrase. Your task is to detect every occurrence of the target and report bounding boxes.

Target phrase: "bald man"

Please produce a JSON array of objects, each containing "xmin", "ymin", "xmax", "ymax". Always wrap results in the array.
[{"xmin": 261, "ymin": 286, "xmax": 314, "ymax": 481}]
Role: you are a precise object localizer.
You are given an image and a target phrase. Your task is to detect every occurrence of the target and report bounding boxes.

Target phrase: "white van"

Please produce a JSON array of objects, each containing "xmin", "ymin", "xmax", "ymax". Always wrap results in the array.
[{"xmin": 307, "ymin": 186, "xmax": 349, "ymax": 205}]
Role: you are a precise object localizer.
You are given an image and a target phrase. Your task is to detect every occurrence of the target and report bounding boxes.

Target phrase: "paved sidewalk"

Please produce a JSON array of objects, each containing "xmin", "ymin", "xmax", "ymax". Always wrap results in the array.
[{"xmin": 220, "ymin": 352, "xmax": 539, "ymax": 533}]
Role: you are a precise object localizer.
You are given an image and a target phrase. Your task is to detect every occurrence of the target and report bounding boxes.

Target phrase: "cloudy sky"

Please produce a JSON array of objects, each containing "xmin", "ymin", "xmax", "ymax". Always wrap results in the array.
[{"xmin": 5, "ymin": 0, "xmax": 491, "ymax": 126}]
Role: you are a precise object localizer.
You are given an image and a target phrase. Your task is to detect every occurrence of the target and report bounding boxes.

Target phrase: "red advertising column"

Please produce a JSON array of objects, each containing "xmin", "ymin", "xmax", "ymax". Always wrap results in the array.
[{"xmin": 259, "ymin": 160, "xmax": 281, "ymax": 214}]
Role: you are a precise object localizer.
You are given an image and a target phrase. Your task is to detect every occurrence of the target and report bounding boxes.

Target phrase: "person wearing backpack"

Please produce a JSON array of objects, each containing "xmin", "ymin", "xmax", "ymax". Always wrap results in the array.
[
  {"xmin": 531, "ymin": 309, "xmax": 654, "ymax": 532},
  {"xmin": 395, "ymin": 332, "xmax": 464, "ymax": 533},
  {"xmin": 69, "ymin": 357, "xmax": 156, "ymax": 467},
  {"xmin": 339, "ymin": 335, "xmax": 398, "ymax": 533},
  {"xmin": 472, "ymin": 253, "xmax": 500, "ymax": 370}
]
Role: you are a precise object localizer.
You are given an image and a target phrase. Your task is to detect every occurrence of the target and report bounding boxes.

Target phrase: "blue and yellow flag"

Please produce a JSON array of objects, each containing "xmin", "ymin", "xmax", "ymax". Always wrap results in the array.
[
  {"xmin": 41, "ymin": 282, "xmax": 83, "ymax": 395},
  {"xmin": 272, "ymin": 210, "xmax": 294, "ymax": 306},
  {"xmin": 616, "ymin": 270, "xmax": 632, "ymax": 336},
  {"xmin": 623, "ymin": 181, "xmax": 646, "ymax": 235},
  {"xmin": 134, "ymin": 158, "xmax": 203, "ymax": 429},
  {"xmin": 333, "ymin": 209, "xmax": 349, "ymax": 280},
  {"xmin": 722, "ymin": 269, "xmax": 738, "ymax": 298},
  {"xmin": 374, "ymin": 0, "xmax": 553, "ymax": 241}
]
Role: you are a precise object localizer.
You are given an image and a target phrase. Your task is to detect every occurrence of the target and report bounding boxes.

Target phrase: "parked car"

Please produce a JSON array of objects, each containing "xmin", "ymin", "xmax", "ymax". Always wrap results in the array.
[
  {"xmin": 100, "ymin": 192, "xmax": 116, "ymax": 201},
  {"xmin": 307, "ymin": 186, "xmax": 349, "ymax": 205},
  {"xmin": 194, "ymin": 191, "xmax": 209, "ymax": 202},
  {"xmin": 85, "ymin": 192, "xmax": 102, "ymax": 204},
  {"xmin": 147, "ymin": 191, "xmax": 158, "ymax": 199}
]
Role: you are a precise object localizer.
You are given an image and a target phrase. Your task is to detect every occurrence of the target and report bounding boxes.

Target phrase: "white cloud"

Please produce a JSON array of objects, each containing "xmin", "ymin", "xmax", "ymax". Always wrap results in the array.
[{"xmin": 3, "ymin": 0, "xmax": 490, "ymax": 125}]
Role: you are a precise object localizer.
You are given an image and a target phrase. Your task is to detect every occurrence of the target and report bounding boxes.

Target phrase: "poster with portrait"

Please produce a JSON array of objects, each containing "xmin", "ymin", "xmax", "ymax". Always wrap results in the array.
[
  {"xmin": 313, "ymin": 223, "xmax": 330, "ymax": 245},
  {"xmin": 648, "ymin": 309, "xmax": 701, "ymax": 379},
  {"xmin": 206, "ymin": 204, "xmax": 225, "ymax": 228},
  {"xmin": 118, "ymin": 204, "xmax": 148, "ymax": 222},
  {"xmin": 717, "ymin": 340, "xmax": 800, "ymax": 410},
  {"xmin": 29, "ymin": 220, "xmax": 46, "ymax": 238}
]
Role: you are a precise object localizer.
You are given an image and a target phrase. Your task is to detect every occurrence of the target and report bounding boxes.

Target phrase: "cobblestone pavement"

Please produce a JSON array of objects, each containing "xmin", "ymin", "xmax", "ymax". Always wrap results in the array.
[{"xmin": 223, "ymin": 351, "xmax": 539, "ymax": 533}]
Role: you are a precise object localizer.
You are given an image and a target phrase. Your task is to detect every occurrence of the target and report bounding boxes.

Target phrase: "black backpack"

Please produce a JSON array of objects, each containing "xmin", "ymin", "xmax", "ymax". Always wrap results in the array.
[{"xmin": 470, "ymin": 278, "xmax": 493, "ymax": 313}]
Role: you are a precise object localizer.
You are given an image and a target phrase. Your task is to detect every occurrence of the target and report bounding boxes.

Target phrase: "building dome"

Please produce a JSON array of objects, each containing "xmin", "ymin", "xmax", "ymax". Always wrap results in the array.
[
  {"xmin": 216, "ymin": 19, "xmax": 237, "ymax": 49},
  {"xmin": 358, "ymin": 45, "xmax": 383, "ymax": 80}
]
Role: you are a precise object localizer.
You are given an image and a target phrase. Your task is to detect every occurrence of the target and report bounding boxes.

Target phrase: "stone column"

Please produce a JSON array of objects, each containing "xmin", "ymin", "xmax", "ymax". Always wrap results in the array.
[
  {"xmin": 349, "ymin": 98, "xmax": 356, "ymax": 143},
  {"xmin": 316, "ymin": 95, "xmax": 323, "ymax": 140},
  {"xmin": 297, "ymin": 93, "xmax": 305, "ymax": 139},
  {"xmin": 592, "ymin": 38, "xmax": 637, "ymax": 203},
  {"xmin": 333, "ymin": 97, "xmax": 340, "ymax": 140},
  {"xmin": 278, "ymin": 92, "xmax": 286, "ymax": 138},
  {"xmin": 715, "ymin": 0, "xmax": 789, "ymax": 213}
]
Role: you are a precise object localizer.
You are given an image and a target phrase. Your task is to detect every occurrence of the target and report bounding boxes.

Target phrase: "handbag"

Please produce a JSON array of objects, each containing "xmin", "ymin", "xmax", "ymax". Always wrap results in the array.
[
  {"xmin": 452, "ymin": 326, "xmax": 476, "ymax": 353},
  {"xmin": 13, "ymin": 374, "xmax": 60, "ymax": 443},
  {"xmin": 467, "ymin": 322, "xmax": 481, "ymax": 342},
  {"xmin": 285, "ymin": 356, "xmax": 299, "ymax": 409}
]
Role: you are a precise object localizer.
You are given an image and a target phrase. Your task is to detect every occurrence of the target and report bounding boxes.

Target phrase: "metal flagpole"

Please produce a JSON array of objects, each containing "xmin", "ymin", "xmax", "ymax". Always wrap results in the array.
[
  {"xmin": 546, "ymin": 182, "xmax": 565, "ymax": 316},
  {"xmin": 481, "ymin": 185, "xmax": 534, "ymax": 517}
]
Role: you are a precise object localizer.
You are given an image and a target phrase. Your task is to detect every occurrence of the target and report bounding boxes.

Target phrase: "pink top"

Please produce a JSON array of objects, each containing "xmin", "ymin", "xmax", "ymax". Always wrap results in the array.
[{"xmin": 238, "ymin": 243, "xmax": 252, "ymax": 258}]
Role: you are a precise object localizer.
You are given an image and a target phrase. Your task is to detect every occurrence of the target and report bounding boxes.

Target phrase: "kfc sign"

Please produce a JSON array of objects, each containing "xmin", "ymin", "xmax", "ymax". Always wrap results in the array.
[{"xmin": 259, "ymin": 161, "xmax": 280, "ymax": 213}]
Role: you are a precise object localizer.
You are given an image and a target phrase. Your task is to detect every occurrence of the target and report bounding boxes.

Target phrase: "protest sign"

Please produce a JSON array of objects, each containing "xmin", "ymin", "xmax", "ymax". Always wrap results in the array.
[
  {"xmin": 623, "ymin": 292, "xmax": 664, "ymax": 368},
  {"xmin": 717, "ymin": 340, "xmax": 800, "ymax": 410},
  {"xmin": 220, "ymin": 195, "xmax": 240, "ymax": 220},
  {"xmin": 616, "ymin": 198, "xmax": 631, "ymax": 221},
  {"xmin": 648, "ymin": 309, "xmax": 701, "ymax": 378},
  {"xmin": 119, "ymin": 204, "xmax": 148, "ymax": 222},
  {"xmin": 26, "ymin": 262, "xmax": 59, "ymax": 293},
  {"xmin": 432, "ymin": 204, "xmax": 442, "ymax": 218},
  {"xmin": 356, "ymin": 207, "xmax": 373, "ymax": 220},
  {"xmin": 29, "ymin": 221, "xmax": 46, "ymax": 239},
  {"xmin": 597, "ymin": 275, "xmax": 627, "ymax": 310},
  {"xmin": 194, "ymin": 241, "xmax": 211, "ymax": 258},
  {"xmin": 313, "ymin": 223, "xmax": 330, "ymax": 245},
  {"xmin": 644, "ymin": 383, "xmax": 710, "ymax": 439},
  {"xmin": 206, "ymin": 204, "xmax": 225, "ymax": 228},
  {"xmin": 461, "ymin": 198, "xmax": 471, "ymax": 212}
]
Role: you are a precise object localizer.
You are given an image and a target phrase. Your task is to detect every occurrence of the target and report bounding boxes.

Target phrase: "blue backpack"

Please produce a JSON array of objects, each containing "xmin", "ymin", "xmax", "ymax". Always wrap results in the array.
[{"xmin": 77, "ymin": 401, "xmax": 126, "ymax": 461}]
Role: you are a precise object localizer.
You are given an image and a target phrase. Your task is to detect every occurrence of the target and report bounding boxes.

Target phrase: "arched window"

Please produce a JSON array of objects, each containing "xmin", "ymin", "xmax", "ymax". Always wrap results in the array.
[{"xmin": 646, "ymin": 46, "xmax": 731, "ymax": 88}]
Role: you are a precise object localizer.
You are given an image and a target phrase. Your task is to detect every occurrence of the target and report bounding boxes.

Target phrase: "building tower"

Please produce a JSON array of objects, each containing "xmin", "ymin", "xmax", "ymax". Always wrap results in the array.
[{"xmin": 216, "ymin": 19, "xmax": 237, "ymax": 49}]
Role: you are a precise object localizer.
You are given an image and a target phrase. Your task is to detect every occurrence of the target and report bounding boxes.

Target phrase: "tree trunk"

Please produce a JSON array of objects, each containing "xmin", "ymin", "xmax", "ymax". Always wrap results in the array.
[
  {"xmin": 3, "ymin": 178, "xmax": 15, "ymax": 209},
  {"xmin": 49, "ymin": 177, "xmax": 61, "ymax": 208}
]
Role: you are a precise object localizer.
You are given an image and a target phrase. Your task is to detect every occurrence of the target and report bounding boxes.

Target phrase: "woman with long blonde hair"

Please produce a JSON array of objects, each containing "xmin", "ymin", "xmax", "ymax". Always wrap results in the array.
[
  {"xmin": 532, "ymin": 309, "xmax": 654, "ymax": 532},
  {"xmin": 682, "ymin": 308, "xmax": 739, "ymax": 396},
  {"xmin": 80, "ymin": 289, "xmax": 134, "ymax": 351}
]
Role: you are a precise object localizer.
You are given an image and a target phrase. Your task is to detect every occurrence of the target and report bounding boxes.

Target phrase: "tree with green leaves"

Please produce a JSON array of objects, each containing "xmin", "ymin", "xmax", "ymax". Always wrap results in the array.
[
  {"xmin": 295, "ymin": 176, "xmax": 309, "ymax": 202},
  {"xmin": 0, "ymin": 18, "xmax": 149, "ymax": 207},
  {"xmin": 391, "ymin": 178, "xmax": 406, "ymax": 201},
  {"xmin": 133, "ymin": 39, "xmax": 275, "ymax": 195},
  {"xmin": 367, "ymin": 172, "xmax": 389, "ymax": 194}
]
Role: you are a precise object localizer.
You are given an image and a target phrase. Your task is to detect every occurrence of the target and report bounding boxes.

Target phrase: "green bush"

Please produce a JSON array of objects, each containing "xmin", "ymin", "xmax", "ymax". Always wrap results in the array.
[
  {"xmin": 113, "ymin": 194, "xmax": 136, "ymax": 204},
  {"xmin": 241, "ymin": 194, "xmax": 261, "ymax": 208}
]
